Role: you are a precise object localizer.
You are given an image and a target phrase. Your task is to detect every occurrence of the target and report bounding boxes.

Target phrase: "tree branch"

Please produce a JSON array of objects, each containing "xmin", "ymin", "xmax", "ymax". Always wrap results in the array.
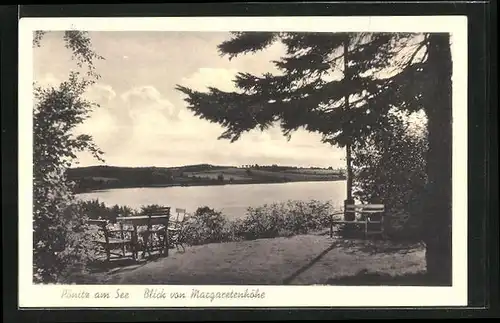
[{"xmin": 404, "ymin": 35, "xmax": 430, "ymax": 69}]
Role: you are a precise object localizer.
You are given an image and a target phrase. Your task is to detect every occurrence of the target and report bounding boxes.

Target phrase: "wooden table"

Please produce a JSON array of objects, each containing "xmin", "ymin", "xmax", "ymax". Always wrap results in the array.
[
  {"xmin": 116, "ymin": 215, "xmax": 170, "ymax": 258},
  {"xmin": 117, "ymin": 215, "xmax": 169, "ymax": 226}
]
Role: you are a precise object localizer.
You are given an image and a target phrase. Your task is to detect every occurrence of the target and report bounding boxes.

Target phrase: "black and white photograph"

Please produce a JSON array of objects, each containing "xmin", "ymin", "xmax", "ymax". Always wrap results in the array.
[{"xmin": 18, "ymin": 16, "xmax": 468, "ymax": 307}]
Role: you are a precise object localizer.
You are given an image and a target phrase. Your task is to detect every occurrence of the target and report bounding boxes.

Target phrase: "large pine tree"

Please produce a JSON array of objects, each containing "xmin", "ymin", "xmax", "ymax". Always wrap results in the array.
[{"xmin": 176, "ymin": 32, "xmax": 452, "ymax": 285}]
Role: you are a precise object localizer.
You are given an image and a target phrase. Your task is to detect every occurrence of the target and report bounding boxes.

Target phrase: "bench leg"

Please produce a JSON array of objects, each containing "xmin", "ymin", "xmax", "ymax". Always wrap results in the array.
[
  {"xmin": 159, "ymin": 235, "xmax": 166, "ymax": 257},
  {"xmin": 329, "ymin": 214, "xmax": 333, "ymax": 238},
  {"xmin": 131, "ymin": 245, "xmax": 136, "ymax": 261},
  {"xmin": 165, "ymin": 230, "xmax": 169, "ymax": 257},
  {"xmin": 142, "ymin": 233, "xmax": 152, "ymax": 259},
  {"xmin": 132, "ymin": 243, "xmax": 137, "ymax": 260},
  {"xmin": 141, "ymin": 238, "xmax": 147, "ymax": 259},
  {"xmin": 132, "ymin": 226, "xmax": 138, "ymax": 260}
]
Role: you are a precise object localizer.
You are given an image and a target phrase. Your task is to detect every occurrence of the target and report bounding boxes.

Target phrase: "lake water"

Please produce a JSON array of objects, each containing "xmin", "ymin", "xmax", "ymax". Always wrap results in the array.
[{"xmin": 77, "ymin": 180, "xmax": 347, "ymax": 220}]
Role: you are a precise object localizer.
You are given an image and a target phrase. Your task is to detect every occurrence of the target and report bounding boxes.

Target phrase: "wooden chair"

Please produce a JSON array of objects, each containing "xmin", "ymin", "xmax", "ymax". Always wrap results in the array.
[
  {"xmin": 168, "ymin": 209, "xmax": 189, "ymax": 252},
  {"xmin": 88, "ymin": 219, "xmax": 136, "ymax": 263},
  {"xmin": 329, "ymin": 204, "xmax": 386, "ymax": 239},
  {"xmin": 173, "ymin": 208, "xmax": 187, "ymax": 222}
]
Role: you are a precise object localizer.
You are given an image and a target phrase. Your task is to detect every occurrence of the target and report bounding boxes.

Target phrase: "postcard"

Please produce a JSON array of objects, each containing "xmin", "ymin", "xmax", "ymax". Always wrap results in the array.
[{"xmin": 19, "ymin": 15, "xmax": 468, "ymax": 308}]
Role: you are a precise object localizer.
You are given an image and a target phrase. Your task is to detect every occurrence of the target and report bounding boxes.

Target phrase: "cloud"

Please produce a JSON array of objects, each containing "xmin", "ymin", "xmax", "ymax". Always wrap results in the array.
[
  {"xmin": 72, "ymin": 81, "xmax": 346, "ymax": 168},
  {"xmin": 179, "ymin": 67, "xmax": 239, "ymax": 93},
  {"xmin": 86, "ymin": 83, "xmax": 117, "ymax": 104},
  {"xmin": 121, "ymin": 85, "xmax": 178, "ymax": 121},
  {"xmin": 35, "ymin": 73, "xmax": 61, "ymax": 88},
  {"xmin": 73, "ymin": 83, "xmax": 124, "ymax": 155}
]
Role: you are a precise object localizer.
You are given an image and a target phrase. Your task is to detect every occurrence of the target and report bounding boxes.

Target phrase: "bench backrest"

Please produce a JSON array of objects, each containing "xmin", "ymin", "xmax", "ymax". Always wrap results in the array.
[
  {"xmin": 143, "ymin": 207, "xmax": 170, "ymax": 230},
  {"xmin": 345, "ymin": 204, "xmax": 385, "ymax": 214},
  {"xmin": 145, "ymin": 207, "xmax": 171, "ymax": 217},
  {"xmin": 88, "ymin": 219, "xmax": 107, "ymax": 227},
  {"xmin": 114, "ymin": 207, "xmax": 170, "ymax": 229},
  {"xmin": 116, "ymin": 215, "xmax": 169, "ymax": 226}
]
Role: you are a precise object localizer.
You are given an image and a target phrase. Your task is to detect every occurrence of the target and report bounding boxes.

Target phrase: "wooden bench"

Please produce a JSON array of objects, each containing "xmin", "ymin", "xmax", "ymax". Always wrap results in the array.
[
  {"xmin": 88, "ymin": 219, "xmax": 136, "ymax": 262},
  {"xmin": 329, "ymin": 204, "xmax": 385, "ymax": 239}
]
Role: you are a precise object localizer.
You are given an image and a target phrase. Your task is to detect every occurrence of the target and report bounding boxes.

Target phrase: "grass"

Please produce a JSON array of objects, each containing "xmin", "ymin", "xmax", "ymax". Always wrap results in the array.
[{"xmin": 78, "ymin": 234, "xmax": 427, "ymax": 286}]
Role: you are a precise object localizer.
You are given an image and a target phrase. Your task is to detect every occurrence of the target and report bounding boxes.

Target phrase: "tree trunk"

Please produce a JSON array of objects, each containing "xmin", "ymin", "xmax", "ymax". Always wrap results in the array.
[
  {"xmin": 343, "ymin": 35, "xmax": 356, "ymax": 221},
  {"xmin": 423, "ymin": 33, "xmax": 453, "ymax": 285}
]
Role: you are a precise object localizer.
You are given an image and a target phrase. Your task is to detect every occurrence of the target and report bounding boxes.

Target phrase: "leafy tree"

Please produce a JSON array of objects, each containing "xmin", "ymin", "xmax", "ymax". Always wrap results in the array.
[
  {"xmin": 33, "ymin": 31, "xmax": 104, "ymax": 283},
  {"xmin": 352, "ymin": 110, "xmax": 427, "ymax": 239},
  {"xmin": 176, "ymin": 32, "xmax": 452, "ymax": 284}
]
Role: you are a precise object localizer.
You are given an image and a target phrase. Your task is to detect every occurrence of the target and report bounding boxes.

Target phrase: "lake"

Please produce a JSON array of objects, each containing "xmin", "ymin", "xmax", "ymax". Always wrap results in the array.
[{"xmin": 77, "ymin": 180, "xmax": 347, "ymax": 220}]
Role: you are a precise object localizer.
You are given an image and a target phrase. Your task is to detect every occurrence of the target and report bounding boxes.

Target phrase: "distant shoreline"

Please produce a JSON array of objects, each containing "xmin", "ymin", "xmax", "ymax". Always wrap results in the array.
[
  {"xmin": 75, "ymin": 177, "xmax": 347, "ymax": 194},
  {"xmin": 68, "ymin": 164, "xmax": 347, "ymax": 194}
]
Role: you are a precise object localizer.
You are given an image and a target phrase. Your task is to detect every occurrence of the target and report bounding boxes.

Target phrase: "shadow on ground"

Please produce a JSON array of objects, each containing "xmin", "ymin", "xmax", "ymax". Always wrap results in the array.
[{"xmin": 282, "ymin": 238, "xmax": 424, "ymax": 285}]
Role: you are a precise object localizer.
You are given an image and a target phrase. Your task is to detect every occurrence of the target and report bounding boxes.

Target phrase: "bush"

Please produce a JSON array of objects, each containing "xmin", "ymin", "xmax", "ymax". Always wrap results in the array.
[
  {"xmin": 232, "ymin": 200, "xmax": 334, "ymax": 241},
  {"xmin": 160, "ymin": 200, "xmax": 337, "ymax": 246},
  {"xmin": 33, "ymin": 181, "xmax": 100, "ymax": 283},
  {"xmin": 78, "ymin": 199, "xmax": 134, "ymax": 223},
  {"xmin": 237, "ymin": 204, "xmax": 284, "ymax": 239},
  {"xmin": 139, "ymin": 204, "xmax": 165, "ymax": 215},
  {"xmin": 180, "ymin": 200, "xmax": 336, "ymax": 244},
  {"xmin": 183, "ymin": 207, "xmax": 232, "ymax": 245}
]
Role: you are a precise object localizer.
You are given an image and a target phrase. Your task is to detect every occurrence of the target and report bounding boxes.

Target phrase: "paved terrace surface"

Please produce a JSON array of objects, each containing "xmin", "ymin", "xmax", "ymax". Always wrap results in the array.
[{"xmin": 94, "ymin": 234, "xmax": 425, "ymax": 285}]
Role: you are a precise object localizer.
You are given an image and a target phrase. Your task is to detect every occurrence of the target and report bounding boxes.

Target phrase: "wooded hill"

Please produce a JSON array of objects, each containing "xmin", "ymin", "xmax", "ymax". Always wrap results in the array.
[{"xmin": 67, "ymin": 164, "xmax": 346, "ymax": 193}]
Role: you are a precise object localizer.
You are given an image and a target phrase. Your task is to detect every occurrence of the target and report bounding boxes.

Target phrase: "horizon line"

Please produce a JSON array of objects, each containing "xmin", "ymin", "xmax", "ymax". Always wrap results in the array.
[{"xmin": 69, "ymin": 163, "xmax": 347, "ymax": 169}]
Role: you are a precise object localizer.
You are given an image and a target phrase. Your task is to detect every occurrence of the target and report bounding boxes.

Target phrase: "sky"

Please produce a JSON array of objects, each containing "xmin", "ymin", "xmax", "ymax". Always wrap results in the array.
[{"xmin": 33, "ymin": 31, "xmax": 348, "ymax": 169}]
